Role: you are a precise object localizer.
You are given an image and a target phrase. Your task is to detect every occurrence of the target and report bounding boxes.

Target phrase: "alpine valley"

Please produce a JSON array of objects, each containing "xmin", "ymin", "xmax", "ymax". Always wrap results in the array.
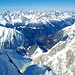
[{"xmin": 0, "ymin": 10, "xmax": 75, "ymax": 75}]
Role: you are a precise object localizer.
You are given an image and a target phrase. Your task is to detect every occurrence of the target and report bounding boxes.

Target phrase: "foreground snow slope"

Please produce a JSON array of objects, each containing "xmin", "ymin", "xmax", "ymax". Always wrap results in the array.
[
  {"xmin": 0, "ymin": 49, "xmax": 55, "ymax": 75},
  {"xmin": 0, "ymin": 55, "xmax": 20, "ymax": 75}
]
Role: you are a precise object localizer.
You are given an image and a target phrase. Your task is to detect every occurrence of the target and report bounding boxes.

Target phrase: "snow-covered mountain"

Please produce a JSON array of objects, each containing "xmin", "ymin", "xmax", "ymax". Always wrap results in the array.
[
  {"xmin": 1, "ymin": 11, "xmax": 75, "ymax": 49},
  {"xmin": 0, "ymin": 11, "xmax": 75, "ymax": 49},
  {"xmin": 0, "ymin": 26, "xmax": 34, "ymax": 50},
  {"xmin": 0, "ymin": 11, "xmax": 75, "ymax": 75},
  {"xmin": 0, "ymin": 26, "xmax": 23, "ymax": 49},
  {"xmin": 0, "ymin": 11, "xmax": 74, "ymax": 25},
  {"xmin": 31, "ymin": 23, "xmax": 75, "ymax": 75}
]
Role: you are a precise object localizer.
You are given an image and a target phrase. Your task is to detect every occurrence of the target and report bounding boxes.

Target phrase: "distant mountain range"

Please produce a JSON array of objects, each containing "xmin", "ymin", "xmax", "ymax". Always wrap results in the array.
[{"xmin": 0, "ymin": 10, "xmax": 75, "ymax": 25}]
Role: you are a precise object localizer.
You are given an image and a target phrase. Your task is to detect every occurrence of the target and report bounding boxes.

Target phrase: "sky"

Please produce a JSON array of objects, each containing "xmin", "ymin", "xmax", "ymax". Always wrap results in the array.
[{"xmin": 0, "ymin": 0, "xmax": 75, "ymax": 12}]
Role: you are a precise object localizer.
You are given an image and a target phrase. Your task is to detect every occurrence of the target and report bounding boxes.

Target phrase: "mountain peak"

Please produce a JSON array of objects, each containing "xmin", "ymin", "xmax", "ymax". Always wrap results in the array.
[{"xmin": 0, "ymin": 11, "xmax": 74, "ymax": 25}]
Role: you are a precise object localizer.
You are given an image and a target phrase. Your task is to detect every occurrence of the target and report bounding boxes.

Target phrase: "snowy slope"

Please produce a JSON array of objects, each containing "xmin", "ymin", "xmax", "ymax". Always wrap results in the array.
[
  {"xmin": 0, "ymin": 11, "xmax": 75, "ymax": 75},
  {"xmin": 32, "ymin": 23, "xmax": 75, "ymax": 75},
  {"xmin": 0, "ymin": 49, "xmax": 55, "ymax": 75},
  {"xmin": 46, "ymin": 23, "xmax": 75, "ymax": 75},
  {"xmin": 0, "ymin": 26, "xmax": 24, "ymax": 49},
  {"xmin": 0, "ymin": 55, "xmax": 21, "ymax": 75},
  {"xmin": 26, "ymin": 45, "xmax": 47, "ymax": 59},
  {"xmin": 0, "ymin": 26, "xmax": 34, "ymax": 50}
]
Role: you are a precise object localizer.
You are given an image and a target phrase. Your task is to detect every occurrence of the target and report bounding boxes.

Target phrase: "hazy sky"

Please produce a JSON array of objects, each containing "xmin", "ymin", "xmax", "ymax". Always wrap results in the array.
[{"xmin": 0, "ymin": 0, "xmax": 75, "ymax": 12}]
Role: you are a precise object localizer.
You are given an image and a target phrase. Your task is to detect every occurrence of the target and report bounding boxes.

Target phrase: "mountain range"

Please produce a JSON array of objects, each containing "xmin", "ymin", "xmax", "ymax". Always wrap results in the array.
[{"xmin": 0, "ymin": 11, "xmax": 75, "ymax": 75}]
